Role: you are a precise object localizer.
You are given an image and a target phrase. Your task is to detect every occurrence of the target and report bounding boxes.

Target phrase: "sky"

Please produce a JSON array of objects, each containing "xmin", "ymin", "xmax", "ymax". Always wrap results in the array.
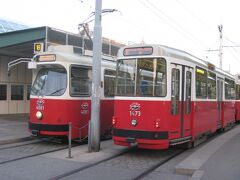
[{"xmin": 1, "ymin": 0, "xmax": 240, "ymax": 74}]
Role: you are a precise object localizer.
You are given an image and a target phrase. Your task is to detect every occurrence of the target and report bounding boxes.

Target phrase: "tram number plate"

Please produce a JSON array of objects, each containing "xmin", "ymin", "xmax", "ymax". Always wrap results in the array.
[{"xmin": 130, "ymin": 111, "xmax": 141, "ymax": 116}]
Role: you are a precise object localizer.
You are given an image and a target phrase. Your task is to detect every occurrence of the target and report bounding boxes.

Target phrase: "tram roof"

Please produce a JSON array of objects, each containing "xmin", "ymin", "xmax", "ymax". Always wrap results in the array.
[
  {"xmin": 118, "ymin": 44, "xmax": 235, "ymax": 79},
  {"xmin": 33, "ymin": 45, "xmax": 116, "ymax": 69}
]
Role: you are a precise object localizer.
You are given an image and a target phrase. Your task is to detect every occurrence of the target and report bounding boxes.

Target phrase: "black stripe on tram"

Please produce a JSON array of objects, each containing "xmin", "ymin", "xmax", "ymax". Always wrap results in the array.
[
  {"xmin": 113, "ymin": 128, "xmax": 168, "ymax": 140},
  {"xmin": 28, "ymin": 122, "xmax": 69, "ymax": 132}
]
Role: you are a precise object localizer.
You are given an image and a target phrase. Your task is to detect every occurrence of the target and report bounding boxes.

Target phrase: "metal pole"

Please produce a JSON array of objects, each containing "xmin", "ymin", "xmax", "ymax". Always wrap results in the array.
[
  {"xmin": 88, "ymin": 121, "xmax": 92, "ymax": 152},
  {"xmin": 89, "ymin": 0, "xmax": 102, "ymax": 152},
  {"xmin": 45, "ymin": 27, "xmax": 48, "ymax": 52},
  {"xmin": 218, "ymin": 25, "xmax": 223, "ymax": 69},
  {"xmin": 67, "ymin": 122, "xmax": 72, "ymax": 158}
]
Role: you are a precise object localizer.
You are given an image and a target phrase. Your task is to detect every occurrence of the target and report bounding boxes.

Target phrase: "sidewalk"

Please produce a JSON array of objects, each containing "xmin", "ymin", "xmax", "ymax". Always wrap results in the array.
[
  {"xmin": 175, "ymin": 124, "xmax": 240, "ymax": 180},
  {"xmin": 0, "ymin": 114, "xmax": 31, "ymax": 144}
]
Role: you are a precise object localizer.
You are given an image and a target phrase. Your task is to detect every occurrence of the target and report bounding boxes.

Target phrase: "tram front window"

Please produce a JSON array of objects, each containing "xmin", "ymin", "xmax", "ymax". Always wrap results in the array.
[
  {"xmin": 116, "ymin": 58, "xmax": 166, "ymax": 97},
  {"xmin": 31, "ymin": 68, "xmax": 67, "ymax": 96}
]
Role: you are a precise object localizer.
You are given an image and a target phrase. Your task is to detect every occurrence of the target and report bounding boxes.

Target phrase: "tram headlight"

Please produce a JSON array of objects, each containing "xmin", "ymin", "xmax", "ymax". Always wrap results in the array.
[
  {"xmin": 131, "ymin": 119, "xmax": 137, "ymax": 126},
  {"xmin": 36, "ymin": 111, "xmax": 43, "ymax": 120}
]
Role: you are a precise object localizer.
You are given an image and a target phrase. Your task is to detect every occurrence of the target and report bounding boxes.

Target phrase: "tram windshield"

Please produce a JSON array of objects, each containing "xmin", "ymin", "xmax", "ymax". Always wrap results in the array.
[
  {"xmin": 31, "ymin": 67, "xmax": 67, "ymax": 96},
  {"xmin": 116, "ymin": 58, "xmax": 166, "ymax": 97}
]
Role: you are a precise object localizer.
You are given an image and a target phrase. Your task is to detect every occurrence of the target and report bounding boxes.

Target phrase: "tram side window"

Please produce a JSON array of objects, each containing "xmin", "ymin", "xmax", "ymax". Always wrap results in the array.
[
  {"xmin": 70, "ymin": 66, "xmax": 92, "ymax": 96},
  {"xmin": 104, "ymin": 70, "xmax": 116, "ymax": 97},
  {"xmin": 207, "ymin": 72, "xmax": 216, "ymax": 99},
  {"xmin": 155, "ymin": 59, "xmax": 167, "ymax": 97},
  {"xmin": 0, "ymin": 84, "xmax": 7, "ymax": 100},
  {"xmin": 136, "ymin": 58, "xmax": 166, "ymax": 97},
  {"xmin": 116, "ymin": 59, "xmax": 135, "ymax": 96},
  {"xmin": 225, "ymin": 78, "xmax": 235, "ymax": 100},
  {"xmin": 196, "ymin": 67, "xmax": 207, "ymax": 99},
  {"xmin": 171, "ymin": 68, "xmax": 180, "ymax": 115},
  {"xmin": 236, "ymin": 84, "xmax": 240, "ymax": 100},
  {"xmin": 11, "ymin": 85, "xmax": 24, "ymax": 100},
  {"xmin": 136, "ymin": 59, "xmax": 154, "ymax": 96}
]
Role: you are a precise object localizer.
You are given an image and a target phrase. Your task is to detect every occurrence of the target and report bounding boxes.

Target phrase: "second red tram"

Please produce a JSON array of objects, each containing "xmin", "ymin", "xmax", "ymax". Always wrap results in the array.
[
  {"xmin": 112, "ymin": 44, "xmax": 236, "ymax": 149},
  {"xmin": 28, "ymin": 45, "xmax": 116, "ymax": 140}
]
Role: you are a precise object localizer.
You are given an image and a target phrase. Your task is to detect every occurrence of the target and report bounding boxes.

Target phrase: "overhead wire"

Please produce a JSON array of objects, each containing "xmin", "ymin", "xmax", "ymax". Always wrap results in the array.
[
  {"xmin": 175, "ymin": 0, "xmax": 214, "ymax": 32},
  {"xmin": 139, "ymin": 0, "xmax": 209, "ymax": 50}
]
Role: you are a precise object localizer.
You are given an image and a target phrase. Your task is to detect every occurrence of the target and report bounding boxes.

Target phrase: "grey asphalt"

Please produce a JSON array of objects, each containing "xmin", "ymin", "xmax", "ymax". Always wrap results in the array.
[
  {"xmin": 0, "ymin": 114, "xmax": 31, "ymax": 144},
  {"xmin": 0, "ymin": 114, "xmax": 240, "ymax": 180}
]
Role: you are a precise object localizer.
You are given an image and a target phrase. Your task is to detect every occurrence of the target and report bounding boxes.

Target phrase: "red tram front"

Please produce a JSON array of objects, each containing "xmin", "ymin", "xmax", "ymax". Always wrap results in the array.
[
  {"xmin": 28, "ymin": 45, "xmax": 116, "ymax": 140},
  {"xmin": 112, "ymin": 45, "xmax": 236, "ymax": 149}
]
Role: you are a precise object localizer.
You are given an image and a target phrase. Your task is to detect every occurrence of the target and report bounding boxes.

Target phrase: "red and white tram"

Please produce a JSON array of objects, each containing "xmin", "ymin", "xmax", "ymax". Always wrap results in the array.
[
  {"xmin": 29, "ymin": 45, "xmax": 116, "ymax": 140},
  {"xmin": 112, "ymin": 44, "xmax": 236, "ymax": 149}
]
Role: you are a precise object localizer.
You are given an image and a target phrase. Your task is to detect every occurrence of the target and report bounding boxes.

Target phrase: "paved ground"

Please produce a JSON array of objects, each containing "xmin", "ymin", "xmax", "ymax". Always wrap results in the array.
[
  {"xmin": 175, "ymin": 125, "xmax": 240, "ymax": 180},
  {"xmin": 0, "ymin": 114, "xmax": 30, "ymax": 144},
  {"xmin": 0, "ymin": 114, "xmax": 240, "ymax": 180}
]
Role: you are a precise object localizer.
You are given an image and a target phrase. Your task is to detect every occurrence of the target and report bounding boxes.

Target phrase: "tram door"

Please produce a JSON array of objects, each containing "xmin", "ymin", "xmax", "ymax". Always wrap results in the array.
[
  {"xmin": 217, "ymin": 78, "xmax": 223, "ymax": 129},
  {"xmin": 170, "ymin": 64, "xmax": 193, "ymax": 139}
]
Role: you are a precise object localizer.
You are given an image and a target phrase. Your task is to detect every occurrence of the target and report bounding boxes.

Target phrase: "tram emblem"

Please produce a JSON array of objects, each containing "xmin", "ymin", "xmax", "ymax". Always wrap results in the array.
[
  {"xmin": 81, "ymin": 102, "xmax": 89, "ymax": 110},
  {"xmin": 129, "ymin": 102, "xmax": 141, "ymax": 117},
  {"xmin": 130, "ymin": 103, "xmax": 140, "ymax": 111},
  {"xmin": 81, "ymin": 102, "xmax": 89, "ymax": 115},
  {"xmin": 36, "ymin": 99, "xmax": 45, "ymax": 110}
]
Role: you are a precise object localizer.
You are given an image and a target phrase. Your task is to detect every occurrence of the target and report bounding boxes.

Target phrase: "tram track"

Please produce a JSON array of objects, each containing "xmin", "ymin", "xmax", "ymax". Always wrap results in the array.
[
  {"xmin": 49, "ymin": 147, "xmax": 135, "ymax": 180},
  {"xmin": 0, "ymin": 140, "xmax": 80, "ymax": 165},
  {"xmin": 0, "ymin": 139, "xmax": 41, "ymax": 150},
  {"xmin": 133, "ymin": 149, "xmax": 186, "ymax": 180},
  {"xmin": 49, "ymin": 146, "xmax": 187, "ymax": 180}
]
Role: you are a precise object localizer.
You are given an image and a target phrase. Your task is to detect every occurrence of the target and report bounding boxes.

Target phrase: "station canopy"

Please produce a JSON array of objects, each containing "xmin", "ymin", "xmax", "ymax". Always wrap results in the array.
[
  {"xmin": 0, "ymin": 19, "xmax": 28, "ymax": 33},
  {"xmin": 0, "ymin": 26, "xmax": 123, "ymax": 58}
]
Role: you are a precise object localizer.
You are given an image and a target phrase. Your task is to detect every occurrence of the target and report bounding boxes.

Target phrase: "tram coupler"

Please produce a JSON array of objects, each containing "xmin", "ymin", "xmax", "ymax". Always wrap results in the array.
[
  {"xmin": 126, "ymin": 137, "xmax": 137, "ymax": 146},
  {"xmin": 31, "ymin": 130, "xmax": 39, "ymax": 136}
]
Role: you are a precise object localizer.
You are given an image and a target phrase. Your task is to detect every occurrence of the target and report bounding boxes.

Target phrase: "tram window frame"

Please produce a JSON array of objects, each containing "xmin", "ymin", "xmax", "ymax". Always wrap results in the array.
[
  {"xmin": 70, "ymin": 65, "xmax": 92, "ymax": 97},
  {"xmin": 104, "ymin": 69, "xmax": 116, "ymax": 97},
  {"xmin": 236, "ymin": 84, "xmax": 240, "ymax": 100},
  {"xmin": 225, "ymin": 78, "xmax": 235, "ymax": 100},
  {"xmin": 196, "ymin": 67, "xmax": 207, "ymax": 99},
  {"xmin": 115, "ymin": 58, "xmax": 167, "ymax": 97},
  {"xmin": 0, "ymin": 84, "xmax": 7, "ymax": 100},
  {"xmin": 171, "ymin": 68, "xmax": 180, "ymax": 115},
  {"xmin": 136, "ymin": 58, "xmax": 167, "ymax": 97},
  {"xmin": 136, "ymin": 59, "xmax": 154, "ymax": 96},
  {"xmin": 207, "ymin": 71, "xmax": 216, "ymax": 99},
  {"xmin": 185, "ymin": 71, "xmax": 192, "ymax": 114},
  {"xmin": 154, "ymin": 58, "xmax": 167, "ymax": 97},
  {"xmin": 11, "ymin": 84, "xmax": 24, "ymax": 100},
  {"xmin": 115, "ymin": 59, "xmax": 136, "ymax": 96},
  {"xmin": 30, "ymin": 67, "xmax": 67, "ymax": 97}
]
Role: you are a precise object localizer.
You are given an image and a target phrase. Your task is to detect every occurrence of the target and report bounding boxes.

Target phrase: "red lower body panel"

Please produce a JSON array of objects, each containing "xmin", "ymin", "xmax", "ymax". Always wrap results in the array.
[{"xmin": 29, "ymin": 98, "xmax": 113, "ymax": 140}]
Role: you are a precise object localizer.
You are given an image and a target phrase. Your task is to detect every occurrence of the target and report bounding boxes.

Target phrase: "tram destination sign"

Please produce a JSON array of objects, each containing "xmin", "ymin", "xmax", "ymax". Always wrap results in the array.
[
  {"xmin": 123, "ymin": 47, "xmax": 153, "ymax": 56},
  {"xmin": 37, "ymin": 54, "xmax": 56, "ymax": 62}
]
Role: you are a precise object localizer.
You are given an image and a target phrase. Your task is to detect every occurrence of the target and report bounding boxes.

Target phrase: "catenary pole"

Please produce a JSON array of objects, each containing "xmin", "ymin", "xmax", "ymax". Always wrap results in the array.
[
  {"xmin": 89, "ymin": 0, "xmax": 102, "ymax": 152},
  {"xmin": 218, "ymin": 24, "xmax": 223, "ymax": 69}
]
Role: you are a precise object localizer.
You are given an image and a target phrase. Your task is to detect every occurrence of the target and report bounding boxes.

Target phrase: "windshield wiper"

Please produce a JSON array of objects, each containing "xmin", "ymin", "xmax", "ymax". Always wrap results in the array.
[{"xmin": 47, "ymin": 88, "xmax": 65, "ymax": 96}]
